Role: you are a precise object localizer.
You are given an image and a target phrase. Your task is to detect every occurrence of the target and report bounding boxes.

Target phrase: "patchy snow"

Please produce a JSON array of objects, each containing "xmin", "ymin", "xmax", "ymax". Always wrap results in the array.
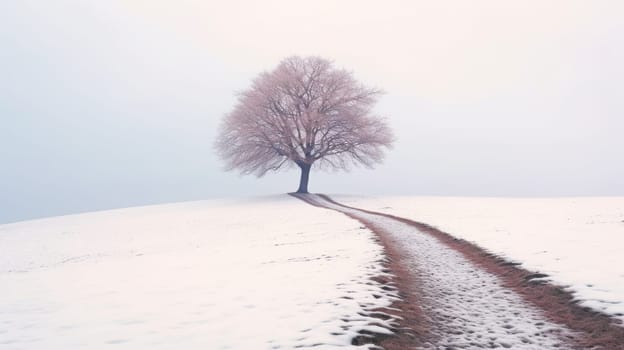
[
  {"xmin": 334, "ymin": 195, "xmax": 624, "ymax": 322},
  {"xmin": 309, "ymin": 195, "xmax": 574, "ymax": 348},
  {"xmin": 0, "ymin": 195, "xmax": 397, "ymax": 349}
]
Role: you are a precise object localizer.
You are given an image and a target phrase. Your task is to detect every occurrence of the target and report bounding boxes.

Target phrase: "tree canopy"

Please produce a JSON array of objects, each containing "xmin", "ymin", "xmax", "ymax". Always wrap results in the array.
[{"xmin": 216, "ymin": 56, "xmax": 393, "ymax": 193}]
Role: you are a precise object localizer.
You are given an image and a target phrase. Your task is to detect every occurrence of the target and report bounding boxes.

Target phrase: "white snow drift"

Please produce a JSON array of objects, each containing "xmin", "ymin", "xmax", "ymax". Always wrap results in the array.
[
  {"xmin": 335, "ymin": 195, "xmax": 624, "ymax": 321},
  {"xmin": 0, "ymin": 196, "xmax": 396, "ymax": 349}
]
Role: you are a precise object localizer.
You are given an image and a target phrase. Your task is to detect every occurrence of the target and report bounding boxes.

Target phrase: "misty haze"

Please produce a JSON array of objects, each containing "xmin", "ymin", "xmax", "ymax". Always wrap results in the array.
[{"xmin": 1, "ymin": 1, "xmax": 623, "ymax": 349}]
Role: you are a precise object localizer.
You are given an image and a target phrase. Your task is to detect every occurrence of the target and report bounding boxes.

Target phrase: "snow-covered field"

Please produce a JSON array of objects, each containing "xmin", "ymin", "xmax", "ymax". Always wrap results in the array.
[
  {"xmin": 0, "ymin": 196, "xmax": 396, "ymax": 349},
  {"xmin": 335, "ymin": 195, "xmax": 624, "ymax": 321}
]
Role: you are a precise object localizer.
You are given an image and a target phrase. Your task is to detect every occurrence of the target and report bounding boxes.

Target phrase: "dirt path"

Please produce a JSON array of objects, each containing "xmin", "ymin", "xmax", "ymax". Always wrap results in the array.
[{"xmin": 294, "ymin": 193, "xmax": 624, "ymax": 349}]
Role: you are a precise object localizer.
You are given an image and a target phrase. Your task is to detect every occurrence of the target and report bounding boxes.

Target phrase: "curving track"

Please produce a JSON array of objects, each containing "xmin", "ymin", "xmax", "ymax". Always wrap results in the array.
[{"xmin": 298, "ymin": 194, "xmax": 585, "ymax": 349}]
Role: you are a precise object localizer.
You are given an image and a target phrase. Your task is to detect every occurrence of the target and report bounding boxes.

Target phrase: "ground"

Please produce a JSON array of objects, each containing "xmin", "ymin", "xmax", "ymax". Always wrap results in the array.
[{"xmin": 1, "ymin": 194, "xmax": 623, "ymax": 349}]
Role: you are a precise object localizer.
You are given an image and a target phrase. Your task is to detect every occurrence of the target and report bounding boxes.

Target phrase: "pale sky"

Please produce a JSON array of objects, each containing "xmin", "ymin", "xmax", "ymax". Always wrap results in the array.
[{"xmin": 1, "ymin": 0, "xmax": 623, "ymax": 223}]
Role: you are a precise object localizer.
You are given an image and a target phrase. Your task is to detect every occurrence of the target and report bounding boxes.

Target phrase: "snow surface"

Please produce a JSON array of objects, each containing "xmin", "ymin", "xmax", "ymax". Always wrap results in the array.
[
  {"xmin": 334, "ymin": 195, "xmax": 624, "ymax": 321},
  {"xmin": 0, "ymin": 196, "xmax": 397, "ymax": 349}
]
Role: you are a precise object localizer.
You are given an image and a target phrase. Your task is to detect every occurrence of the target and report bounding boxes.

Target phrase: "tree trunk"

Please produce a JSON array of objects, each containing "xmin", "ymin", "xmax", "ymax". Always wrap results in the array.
[{"xmin": 296, "ymin": 163, "xmax": 311, "ymax": 193}]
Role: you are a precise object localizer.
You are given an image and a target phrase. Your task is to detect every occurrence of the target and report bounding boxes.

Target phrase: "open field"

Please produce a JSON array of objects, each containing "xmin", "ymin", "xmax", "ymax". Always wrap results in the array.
[{"xmin": 2, "ymin": 195, "xmax": 623, "ymax": 349}]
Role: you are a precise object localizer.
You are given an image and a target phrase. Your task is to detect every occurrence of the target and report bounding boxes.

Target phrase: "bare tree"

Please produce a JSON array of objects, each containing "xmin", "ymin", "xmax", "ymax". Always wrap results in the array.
[{"xmin": 215, "ymin": 56, "xmax": 394, "ymax": 193}]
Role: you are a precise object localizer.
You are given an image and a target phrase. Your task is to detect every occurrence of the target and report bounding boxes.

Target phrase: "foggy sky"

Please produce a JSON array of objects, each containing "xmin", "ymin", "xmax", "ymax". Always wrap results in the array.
[{"xmin": 1, "ymin": 0, "xmax": 623, "ymax": 224}]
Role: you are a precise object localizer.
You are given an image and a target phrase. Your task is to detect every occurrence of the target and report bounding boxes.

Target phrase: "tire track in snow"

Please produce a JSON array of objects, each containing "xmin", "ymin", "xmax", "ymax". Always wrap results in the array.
[{"xmin": 298, "ymin": 194, "xmax": 583, "ymax": 349}]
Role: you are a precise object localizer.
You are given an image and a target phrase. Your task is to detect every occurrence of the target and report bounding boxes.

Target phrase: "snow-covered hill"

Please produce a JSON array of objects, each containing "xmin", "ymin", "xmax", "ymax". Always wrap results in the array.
[
  {"xmin": 0, "ymin": 196, "xmax": 395, "ymax": 349},
  {"xmin": 335, "ymin": 195, "xmax": 624, "ymax": 321}
]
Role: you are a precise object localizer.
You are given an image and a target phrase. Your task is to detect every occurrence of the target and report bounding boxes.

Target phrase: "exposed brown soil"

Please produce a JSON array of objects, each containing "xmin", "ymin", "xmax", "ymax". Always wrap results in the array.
[{"xmin": 296, "ymin": 193, "xmax": 624, "ymax": 350}]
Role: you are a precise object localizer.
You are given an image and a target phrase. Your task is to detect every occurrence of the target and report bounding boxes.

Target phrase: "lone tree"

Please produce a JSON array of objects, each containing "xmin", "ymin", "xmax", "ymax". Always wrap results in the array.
[{"xmin": 215, "ymin": 56, "xmax": 393, "ymax": 193}]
